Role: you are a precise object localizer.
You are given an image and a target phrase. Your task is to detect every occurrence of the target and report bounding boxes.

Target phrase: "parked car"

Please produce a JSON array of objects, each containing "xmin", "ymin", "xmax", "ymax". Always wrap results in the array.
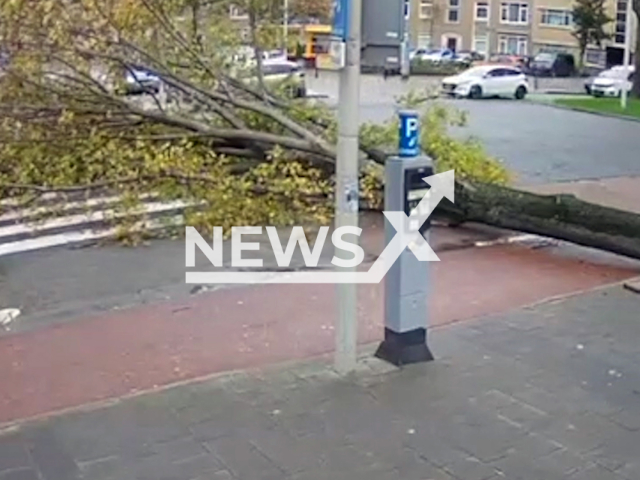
[
  {"xmin": 414, "ymin": 48, "xmax": 456, "ymax": 63},
  {"xmin": 249, "ymin": 60, "xmax": 307, "ymax": 98},
  {"xmin": 587, "ymin": 65, "xmax": 635, "ymax": 97},
  {"xmin": 477, "ymin": 54, "xmax": 529, "ymax": 70},
  {"xmin": 453, "ymin": 51, "xmax": 485, "ymax": 65},
  {"xmin": 124, "ymin": 66, "xmax": 161, "ymax": 95},
  {"xmin": 441, "ymin": 64, "xmax": 529, "ymax": 99},
  {"xmin": 528, "ymin": 52, "xmax": 575, "ymax": 77}
]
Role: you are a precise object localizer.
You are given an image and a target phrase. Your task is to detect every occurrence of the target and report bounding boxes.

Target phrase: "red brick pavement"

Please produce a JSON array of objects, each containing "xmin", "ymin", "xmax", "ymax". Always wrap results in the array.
[{"xmin": 0, "ymin": 241, "xmax": 637, "ymax": 426}]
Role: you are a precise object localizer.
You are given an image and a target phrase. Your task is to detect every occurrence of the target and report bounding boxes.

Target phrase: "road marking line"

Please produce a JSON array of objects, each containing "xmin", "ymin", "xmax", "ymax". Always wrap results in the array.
[
  {"xmin": 0, "ymin": 194, "xmax": 156, "ymax": 222},
  {"xmin": 0, "ymin": 200, "xmax": 191, "ymax": 239},
  {"xmin": 0, "ymin": 215, "xmax": 183, "ymax": 257}
]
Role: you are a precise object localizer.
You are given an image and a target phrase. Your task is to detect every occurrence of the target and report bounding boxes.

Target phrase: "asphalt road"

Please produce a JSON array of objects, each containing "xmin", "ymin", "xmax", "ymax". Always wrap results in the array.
[
  {"xmin": 310, "ymin": 73, "xmax": 640, "ymax": 185},
  {"xmin": 3, "ymin": 73, "xmax": 640, "ymax": 326}
]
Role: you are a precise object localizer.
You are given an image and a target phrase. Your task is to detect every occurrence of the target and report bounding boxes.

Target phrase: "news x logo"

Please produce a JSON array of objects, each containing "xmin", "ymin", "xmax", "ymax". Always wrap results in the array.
[{"xmin": 184, "ymin": 170, "xmax": 454, "ymax": 285}]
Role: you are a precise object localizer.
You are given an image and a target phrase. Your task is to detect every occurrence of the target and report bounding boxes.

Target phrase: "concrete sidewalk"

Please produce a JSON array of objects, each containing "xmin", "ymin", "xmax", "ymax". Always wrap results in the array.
[{"xmin": 1, "ymin": 285, "xmax": 640, "ymax": 480}]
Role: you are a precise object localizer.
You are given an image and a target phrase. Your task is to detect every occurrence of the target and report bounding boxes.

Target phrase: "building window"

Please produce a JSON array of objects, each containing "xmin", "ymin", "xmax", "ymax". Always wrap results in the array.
[
  {"xmin": 540, "ymin": 9, "xmax": 573, "ymax": 26},
  {"xmin": 419, "ymin": 0, "xmax": 433, "ymax": 18},
  {"xmin": 418, "ymin": 34, "xmax": 432, "ymax": 48},
  {"xmin": 475, "ymin": 1, "xmax": 489, "ymax": 20},
  {"xmin": 500, "ymin": 2, "xmax": 529, "ymax": 24},
  {"xmin": 473, "ymin": 35, "xmax": 488, "ymax": 53},
  {"xmin": 498, "ymin": 35, "xmax": 528, "ymax": 54},
  {"xmin": 229, "ymin": 4, "xmax": 248, "ymax": 19},
  {"xmin": 615, "ymin": 0, "xmax": 628, "ymax": 44},
  {"xmin": 615, "ymin": 21, "xmax": 626, "ymax": 43},
  {"xmin": 447, "ymin": 0, "xmax": 461, "ymax": 22}
]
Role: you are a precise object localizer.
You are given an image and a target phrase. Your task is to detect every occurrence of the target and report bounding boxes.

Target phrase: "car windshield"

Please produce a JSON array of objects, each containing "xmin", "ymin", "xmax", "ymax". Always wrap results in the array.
[
  {"xmin": 534, "ymin": 53, "xmax": 554, "ymax": 62},
  {"xmin": 599, "ymin": 68, "xmax": 628, "ymax": 79},
  {"xmin": 459, "ymin": 66, "xmax": 491, "ymax": 78}
]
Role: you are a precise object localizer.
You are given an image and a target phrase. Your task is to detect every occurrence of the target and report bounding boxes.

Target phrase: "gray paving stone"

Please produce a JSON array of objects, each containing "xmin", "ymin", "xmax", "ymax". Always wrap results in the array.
[
  {"xmin": 615, "ymin": 461, "xmax": 640, "ymax": 480},
  {"xmin": 119, "ymin": 452, "xmax": 222, "ymax": 480},
  {"xmin": 534, "ymin": 448, "xmax": 589, "ymax": 477},
  {"xmin": 138, "ymin": 437, "xmax": 208, "ymax": 464},
  {"xmin": 192, "ymin": 470, "xmax": 234, "ymax": 480},
  {"xmin": 206, "ymin": 437, "xmax": 286, "ymax": 480},
  {"xmin": 606, "ymin": 409, "xmax": 640, "ymax": 432},
  {"xmin": 77, "ymin": 455, "xmax": 121, "ymax": 480},
  {"xmin": 0, "ymin": 468, "xmax": 40, "ymax": 480},
  {"xmin": 440, "ymin": 450, "xmax": 500, "ymax": 480},
  {"xmin": 385, "ymin": 449, "xmax": 458, "ymax": 480},
  {"xmin": 51, "ymin": 402, "xmax": 190, "ymax": 462},
  {"xmin": 569, "ymin": 463, "xmax": 627, "ymax": 480},
  {"xmin": 582, "ymin": 429, "xmax": 640, "ymax": 472},
  {"xmin": 23, "ymin": 426, "xmax": 81, "ymax": 480},
  {"xmin": 535, "ymin": 412, "xmax": 624, "ymax": 454},
  {"xmin": 0, "ymin": 434, "xmax": 31, "ymax": 473}
]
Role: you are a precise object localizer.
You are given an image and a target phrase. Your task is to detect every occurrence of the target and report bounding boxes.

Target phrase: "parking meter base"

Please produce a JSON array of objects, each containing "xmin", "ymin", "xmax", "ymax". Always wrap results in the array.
[{"xmin": 374, "ymin": 328, "xmax": 434, "ymax": 366}]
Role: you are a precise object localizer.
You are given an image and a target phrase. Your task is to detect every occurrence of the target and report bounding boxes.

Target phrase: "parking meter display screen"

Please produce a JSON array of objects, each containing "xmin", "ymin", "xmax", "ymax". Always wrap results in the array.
[{"xmin": 404, "ymin": 166, "xmax": 433, "ymax": 236}]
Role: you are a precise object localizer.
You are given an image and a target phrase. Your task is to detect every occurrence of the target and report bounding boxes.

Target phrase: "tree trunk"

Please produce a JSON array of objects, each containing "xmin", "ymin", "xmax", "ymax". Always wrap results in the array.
[{"xmin": 435, "ymin": 180, "xmax": 640, "ymax": 260}]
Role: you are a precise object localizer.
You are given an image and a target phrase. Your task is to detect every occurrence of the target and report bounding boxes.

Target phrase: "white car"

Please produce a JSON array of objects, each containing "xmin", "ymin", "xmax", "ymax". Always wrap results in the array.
[
  {"xmin": 441, "ymin": 65, "xmax": 529, "ymax": 99},
  {"xmin": 590, "ymin": 65, "xmax": 635, "ymax": 97},
  {"xmin": 414, "ymin": 48, "xmax": 456, "ymax": 63}
]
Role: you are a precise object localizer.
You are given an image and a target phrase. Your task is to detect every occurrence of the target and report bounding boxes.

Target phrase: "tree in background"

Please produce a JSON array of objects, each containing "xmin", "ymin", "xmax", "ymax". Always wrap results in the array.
[
  {"xmin": 572, "ymin": 0, "xmax": 611, "ymax": 69},
  {"xmin": 289, "ymin": 0, "xmax": 332, "ymax": 22}
]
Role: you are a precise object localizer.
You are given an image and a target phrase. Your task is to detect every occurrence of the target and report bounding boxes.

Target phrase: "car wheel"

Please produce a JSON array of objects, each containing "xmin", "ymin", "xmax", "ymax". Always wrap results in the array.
[
  {"xmin": 515, "ymin": 85, "xmax": 527, "ymax": 100},
  {"xmin": 468, "ymin": 85, "xmax": 482, "ymax": 99}
]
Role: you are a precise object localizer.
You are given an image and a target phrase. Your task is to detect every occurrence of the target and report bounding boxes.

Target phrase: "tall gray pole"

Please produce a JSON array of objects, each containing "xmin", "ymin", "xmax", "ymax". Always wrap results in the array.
[
  {"xmin": 621, "ymin": 0, "xmax": 633, "ymax": 109},
  {"xmin": 401, "ymin": 0, "xmax": 410, "ymax": 78},
  {"xmin": 283, "ymin": 0, "xmax": 289, "ymax": 53},
  {"xmin": 334, "ymin": 0, "xmax": 362, "ymax": 374}
]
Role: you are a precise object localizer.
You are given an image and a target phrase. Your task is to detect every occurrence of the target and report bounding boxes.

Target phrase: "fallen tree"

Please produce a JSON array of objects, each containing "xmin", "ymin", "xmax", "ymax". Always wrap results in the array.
[{"xmin": 1, "ymin": 0, "xmax": 640, "ymax": 261}]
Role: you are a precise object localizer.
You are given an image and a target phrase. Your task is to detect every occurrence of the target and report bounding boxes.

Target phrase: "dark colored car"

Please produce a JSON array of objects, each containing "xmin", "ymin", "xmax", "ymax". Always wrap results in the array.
[
  {"xmin": 529, "ymin": 52, "xmax": 575, "ymax": 77},
  {"xmin": 453, "ymin": 51, "xmax": 485, "ymax": 67}
]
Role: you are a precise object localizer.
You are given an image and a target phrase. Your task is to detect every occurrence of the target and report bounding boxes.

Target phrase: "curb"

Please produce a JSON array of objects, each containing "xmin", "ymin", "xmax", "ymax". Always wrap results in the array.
[
  {"xmin": 526, "ymin": 98, "xmax": 640, "ymax": 124},
  {"xmin": 536, "ymin": 90, "xmax": 586, "ymax": 95}
]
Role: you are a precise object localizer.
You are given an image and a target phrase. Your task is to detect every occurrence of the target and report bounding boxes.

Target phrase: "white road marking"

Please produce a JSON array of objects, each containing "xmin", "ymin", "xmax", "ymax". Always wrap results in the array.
[
  {"xmin": 0, "ymin": 200, "xmax": 190, "ymax": 239},
  {"xmin": 0, "ymin": 194, "xmax": 155, "ymax": 222},
  {"xmin": 0, "ymin": 215, "xmax": 183, "ymax": 257}
]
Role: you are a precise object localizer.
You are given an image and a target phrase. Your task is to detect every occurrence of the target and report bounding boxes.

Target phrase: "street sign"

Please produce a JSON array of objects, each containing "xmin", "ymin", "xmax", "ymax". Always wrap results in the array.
[
  {"xmin": 398, "ymin": 110, "xmax": 419, "ymax": 158},
  {"xmin": 332, "ymin": 0, "xmax": 350, "ymax": 40}
]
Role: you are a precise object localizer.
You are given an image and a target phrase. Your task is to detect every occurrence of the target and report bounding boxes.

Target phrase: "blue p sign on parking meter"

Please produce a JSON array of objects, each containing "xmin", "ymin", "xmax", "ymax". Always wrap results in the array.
[{"xmin": 398, "ymin": 110, "xmax": 420, "ymax": 158}]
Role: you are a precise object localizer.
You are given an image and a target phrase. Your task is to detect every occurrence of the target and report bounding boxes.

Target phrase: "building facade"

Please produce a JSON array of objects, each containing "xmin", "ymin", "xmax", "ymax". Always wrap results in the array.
[{"xmin": 408, "ymin": 0, "xmax": 636, "ymax": 64}]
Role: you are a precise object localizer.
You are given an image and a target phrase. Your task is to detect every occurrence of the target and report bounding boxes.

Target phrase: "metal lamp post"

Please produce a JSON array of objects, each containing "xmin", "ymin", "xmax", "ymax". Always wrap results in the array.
[
  {"xmin": 333, "ymin": 0, "xmax": 362, "ymax": 374},
  {"xmin": 621, "ymin": 0, "xmax": 633, "ymax": 109}
]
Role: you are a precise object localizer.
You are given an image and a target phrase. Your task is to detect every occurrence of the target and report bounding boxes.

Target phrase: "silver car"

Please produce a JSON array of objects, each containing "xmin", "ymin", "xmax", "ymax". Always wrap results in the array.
[{"xmin": 124, "ymin": 66, "xmax": 161, "ymax": 95}]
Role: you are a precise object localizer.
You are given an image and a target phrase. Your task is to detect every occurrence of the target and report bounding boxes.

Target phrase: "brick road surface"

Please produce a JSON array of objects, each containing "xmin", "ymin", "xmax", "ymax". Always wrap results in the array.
[{"xmin": 1, "ymin": 285, "xmax": 640, "ymax": 480}]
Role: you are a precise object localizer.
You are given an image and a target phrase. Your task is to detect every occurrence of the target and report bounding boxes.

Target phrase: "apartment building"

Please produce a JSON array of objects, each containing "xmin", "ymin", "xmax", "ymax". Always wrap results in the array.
[{"xmin": 409, "ymin": 0, "xmax": 636, "ymax": 63}]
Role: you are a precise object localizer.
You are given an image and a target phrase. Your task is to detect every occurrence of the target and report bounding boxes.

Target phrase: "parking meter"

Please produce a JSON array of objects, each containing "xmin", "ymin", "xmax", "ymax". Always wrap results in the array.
[{"xmin": 375, "ymin": 110, "xmax": 434, "ymax": 366}]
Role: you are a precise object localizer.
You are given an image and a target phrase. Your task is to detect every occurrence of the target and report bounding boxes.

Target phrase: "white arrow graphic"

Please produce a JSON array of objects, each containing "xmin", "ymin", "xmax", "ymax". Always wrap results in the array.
[{"xmin": 185, "ymin": 170, "xmax": 455, "ymax": 284}]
